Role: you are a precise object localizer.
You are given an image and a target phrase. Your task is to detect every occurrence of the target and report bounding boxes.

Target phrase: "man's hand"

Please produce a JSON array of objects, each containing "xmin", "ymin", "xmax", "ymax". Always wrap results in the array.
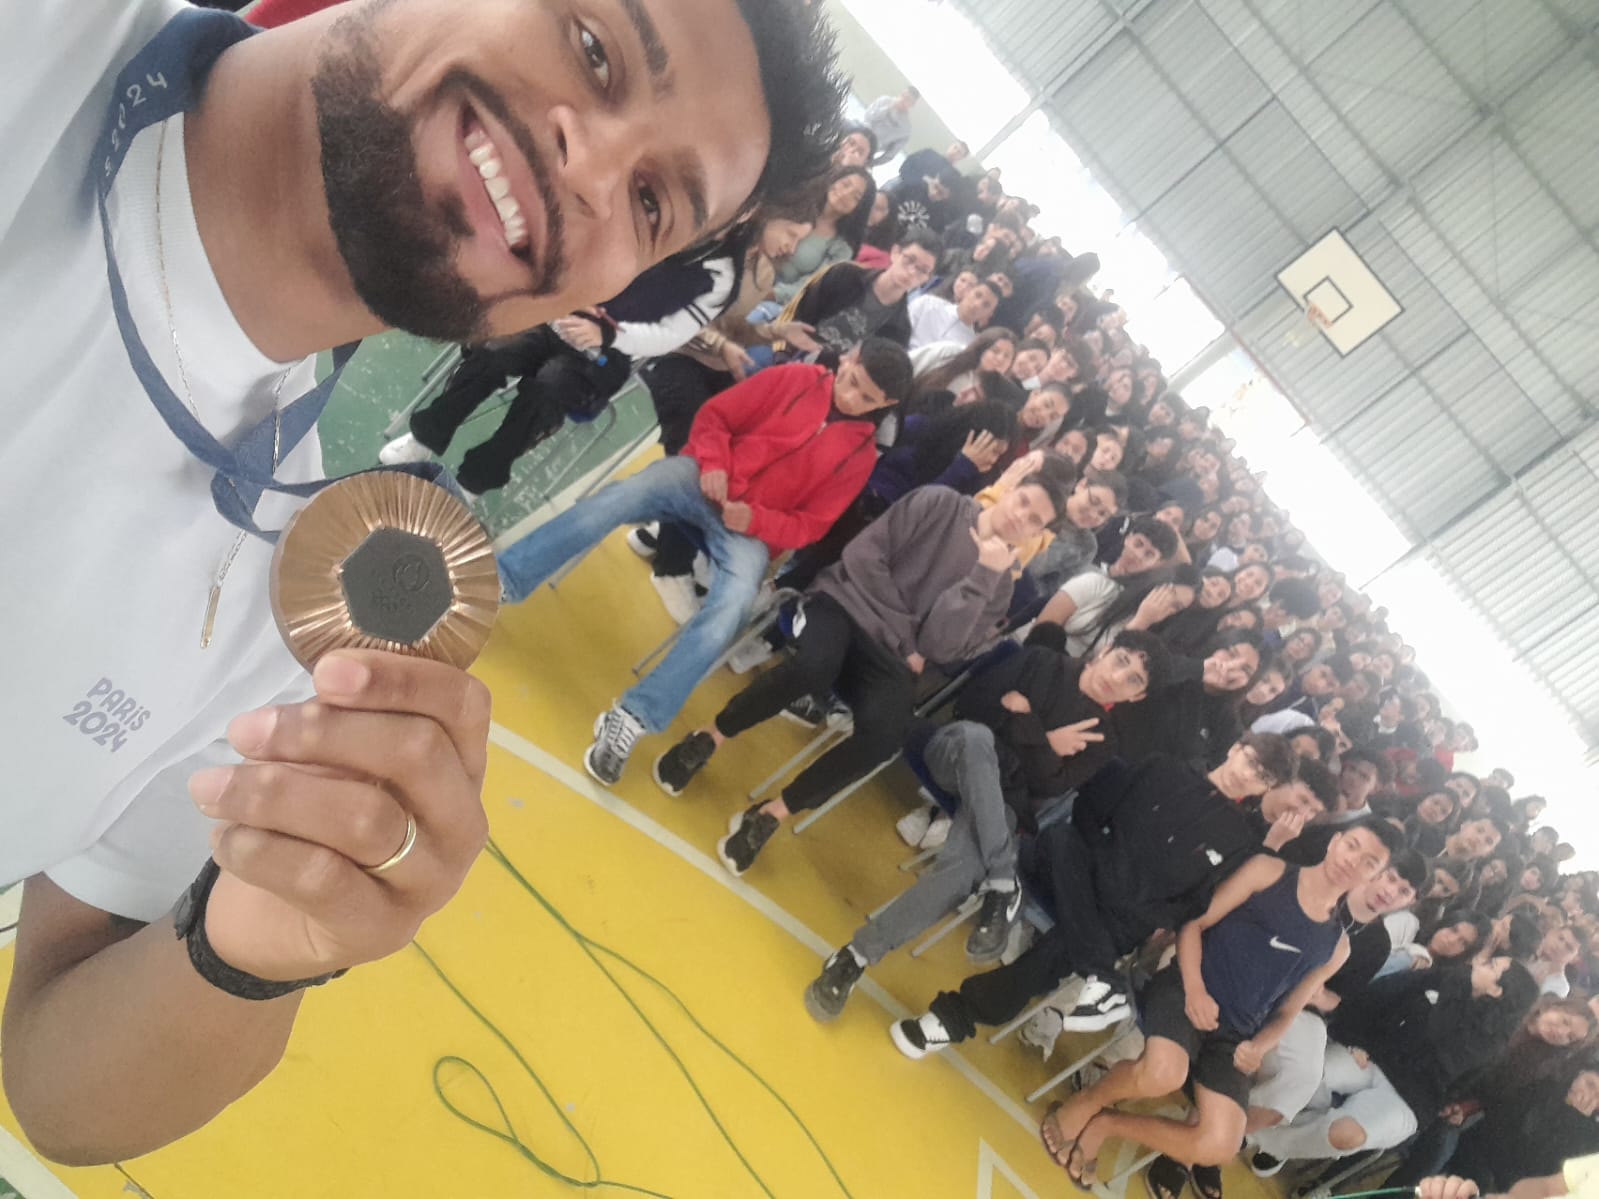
[
  {"xmin": 1417, "ymin": 1177, "xmax": 1480, "ymax": 1199},
  {"xmin": 906, "ymin": 652, "xmax": 926, "ymax": 675},
  {"xmin": 190, "ymin": 651, "xmax": 491, "ymax": 982},
  {"xmin": 721, "ymin": 341, "xmax": 757, "ymax": 380},
  {"xmin": 1308, "ymin": 985, "xmax": 1341, "ymax": 1013},
  {"xmin": 995, "ymin": 450, "xmax": 1044, "ymax": 492},
  {"xmin": 1264, "ymin": 809, "xmax": 1307, "ymax": 851},
  {"xmin": 553, "ymin": 312, "xmax": 606, "ymax": 351},
  {"xmin": 970, "ymin": 526, "xmax": 1017, "ymax": 573},
  {"xmin": 1234, "ymin": 1039, "xmax": 1267, "ymax": 1074},
  {"xmin": 1350, "ymin": 1047, "xmax": 1372, "ymax": 1069},
  {"xmin": 768, "ymin": 321, "xmax": 820, "ymax": 353},
  {"xmin": 700, "ymin": 469, "xmax": 729, "ymax": 505},
  {"xmin": 1184, "ymin": 984, "xmax": 1220, "ymax": 1031},
  {"xmin": 960, "ymin": 430, "xmax": 1007, "ymax": 473},
  {"xmin": 1000, "ymin": 691, "xmax": 1032, "ymax": 714},
  {"xmin": 721, "ymin": 501, "xmax": 753, "ymax": 533},
  {"xmin": 1045, "ymin": 718, "xmax": 1105, "ymax": 758}
]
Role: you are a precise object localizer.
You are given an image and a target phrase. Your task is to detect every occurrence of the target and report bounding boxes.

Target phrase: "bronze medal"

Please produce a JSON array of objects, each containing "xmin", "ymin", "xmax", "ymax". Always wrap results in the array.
[{"xmin": 270, "ymin": 473, "xmax": 500, "ymax": 670}]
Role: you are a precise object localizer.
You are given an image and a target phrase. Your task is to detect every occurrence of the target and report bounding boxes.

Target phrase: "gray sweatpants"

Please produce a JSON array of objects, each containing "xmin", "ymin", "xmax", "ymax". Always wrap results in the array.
[{"xmin": 850, "ymin": 721, "xmax": 1020, "ymax": 964}]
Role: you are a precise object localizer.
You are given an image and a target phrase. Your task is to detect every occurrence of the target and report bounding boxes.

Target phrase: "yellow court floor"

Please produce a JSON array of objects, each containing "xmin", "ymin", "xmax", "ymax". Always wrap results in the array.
[{"xmin": 1, "ymin": 460, "xmax": 1286, "ymax": 1199}]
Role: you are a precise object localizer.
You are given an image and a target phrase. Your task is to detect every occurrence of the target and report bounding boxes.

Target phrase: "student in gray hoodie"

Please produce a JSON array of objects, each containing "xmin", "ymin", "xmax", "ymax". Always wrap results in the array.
[{"xmin": 652, "ymin": 475, "xmax": 1076, "ymax": 876}]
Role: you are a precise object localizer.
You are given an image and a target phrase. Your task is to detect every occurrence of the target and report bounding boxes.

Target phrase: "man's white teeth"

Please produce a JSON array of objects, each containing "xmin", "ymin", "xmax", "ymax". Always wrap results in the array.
[{"xmin": 466, "ymin": 127, "xmax": 528, "ymax": 251}]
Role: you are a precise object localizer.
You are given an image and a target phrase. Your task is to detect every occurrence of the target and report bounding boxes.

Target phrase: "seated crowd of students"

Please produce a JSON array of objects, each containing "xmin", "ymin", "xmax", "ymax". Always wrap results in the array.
[{"xmin": 411, "ymin": 112, "xmax": 1597, "ymax": 1194}]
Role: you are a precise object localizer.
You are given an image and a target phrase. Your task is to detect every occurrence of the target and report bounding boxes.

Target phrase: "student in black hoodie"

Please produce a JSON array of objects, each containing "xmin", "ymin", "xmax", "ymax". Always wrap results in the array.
[
  {"xmin": 802, "ymin": 631, "xmax": 1171, "ymax": 1022},
  {"xmin": 777, "ymin": 226, "xmax": 943, "ymax": 355},
  {"xmin": 1110, "ymin": 628, "xmax": 1267, "ymax": 771},
  {"xmin": 889, "ymin": 732, "xmax": 1301, "ymax": 1058},
  {"xmin": 1248, "ymin": 954, "xmax": 1540, "ymax": 1165}
]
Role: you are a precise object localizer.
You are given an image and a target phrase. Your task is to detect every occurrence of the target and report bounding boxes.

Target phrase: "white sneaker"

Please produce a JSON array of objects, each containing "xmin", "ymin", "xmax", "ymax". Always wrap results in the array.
[
  {"xmin": 650, "ymin": 574, "xmax": 701, "ymax": 625},
  {"xmin": 378, "ymin": 432, "xmax": 435, "ymax": 465},
  {"xmin": 896, "ymin": 803, "xmax": 936, "ymax": 847},
  {"xmin": 626, "ymin": 523, "xmax": 659, "ymax": 560},
  {"xmin": 725, "ymin": 638, "xmax": 776, "ymax": 674},
  {"xmin": 1059, "ymin": 974, "xmax": 1132, "ymax": 1031},
  {"xmin": 691, "ymin": 551, "xmax": 712, "ymax": 590},
  {"xmin": 917, "ymin": 810, "xmax": 952, "ymax": 850},
  {"xmin": 890, "ymin": 1010, "xmax": 955, "ymax": 1059}
]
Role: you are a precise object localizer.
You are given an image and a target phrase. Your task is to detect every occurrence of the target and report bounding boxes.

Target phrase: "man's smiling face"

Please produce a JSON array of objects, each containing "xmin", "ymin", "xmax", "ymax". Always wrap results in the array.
[{"xmin": 313, "ymin": 0, "xmax": 771, "ymax": 342}]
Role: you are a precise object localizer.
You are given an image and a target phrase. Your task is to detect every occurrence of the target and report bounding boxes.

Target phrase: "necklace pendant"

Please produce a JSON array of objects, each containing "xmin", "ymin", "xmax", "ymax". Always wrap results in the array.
[{"xmin": 201, "ymin": 583, "xmax": 222, "ymax": 649}]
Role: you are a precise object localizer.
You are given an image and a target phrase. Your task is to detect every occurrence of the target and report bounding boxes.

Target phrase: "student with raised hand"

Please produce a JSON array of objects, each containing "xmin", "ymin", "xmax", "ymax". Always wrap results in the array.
[
  {"xmin": 1038, "ymin": 819, "xmax": 1401, "ymax": 1191},
  {"xmin": 804, "ymin": 631, "xmax": 1171, "ymax": 1022},
  {"xmin": 652, "ymin": 471, "xmax": 1075, "ymax": 876},
  {"xmin": 889, "ymin": 733, "xmax": 1302, "ymax": 1058},
  {"xmin": 2, "ymin": 0, "xmax": 846, "ymax": 1162},
  {"xmin": 498, "ymin": 339, "xmax": 912, "ymax": 787}
]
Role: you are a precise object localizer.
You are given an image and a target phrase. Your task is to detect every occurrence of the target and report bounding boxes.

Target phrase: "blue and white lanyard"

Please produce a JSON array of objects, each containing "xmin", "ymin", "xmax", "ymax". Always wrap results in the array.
[{"xmin": 94, "ymin": 6, "xmax": 440, "ymax": 542}]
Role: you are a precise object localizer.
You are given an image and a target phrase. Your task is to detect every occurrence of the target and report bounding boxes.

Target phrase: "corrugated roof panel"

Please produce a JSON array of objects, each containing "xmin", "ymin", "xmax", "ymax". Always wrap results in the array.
[
  {"xmin": 1245, "ymin": 0, "xmax": 1371, "ymax": 63},
  {"xmin": 1227, "ymin": 101, "xmax": 1366, "ymax": 240},
  {"xmin": 1524, "ymin": 605, "xmax": 1599, "ymax": 737},
  {"xmin": 1144, "ymin": 152, "xmax": 1301, "ymax": 314},
  {"xmin": 1417, "ymin": 338, "xmax": 1562, "ymax": 475},
  {"xmin": 1397, "ymin": 0, "xmax": 1568, "ymax": 106},
  {"xmin": 1343, "ymin": 216, "xmax": 1470, "ymax": 367},
  {"xmin": 1309, "ymin": 4, "xmax": 1476, "ymax": 177},
  {"xmin": 1335, "ymin": 379, "xmax": 1490, "ymax": 521},
  {"xmin": 1507, "ymin": 64, "xmax": 1599, "ymax": 234},
  {"xmin": 1504, "ymin": 245, "xmax": 1599, "ymax": 403},
  {"xmin": 949, "ymin": 0, "xmax": 1119, "ymax": 95},
  {"xmin": 1435, "ymin": 506, "xmax": 1592, "ymax": 646},
  {"xmin": 1048, "ymin": 35, "xmax": 1217, "ymax": 212},
  {"xmin": 1412, "ymin": 131, "xmax": 1577, "ymax": 301},
  {"xmin": 1522, "ymin": 448, "xmax": 1599, "ymax": 586},
  {"xmin": 1136, "ymin": 1, "xmax": 1274, "ymax": 140}
]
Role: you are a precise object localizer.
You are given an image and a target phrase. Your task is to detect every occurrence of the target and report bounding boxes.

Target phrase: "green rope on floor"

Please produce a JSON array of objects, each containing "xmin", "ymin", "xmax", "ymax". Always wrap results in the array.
[{"xmin": 414, "ymin": 838, "xmax": 856, "ymax": 1198}]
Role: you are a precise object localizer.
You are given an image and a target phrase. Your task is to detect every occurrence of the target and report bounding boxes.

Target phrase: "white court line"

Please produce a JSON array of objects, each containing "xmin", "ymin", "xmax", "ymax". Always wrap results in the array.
[
  {"xmin": 487, "ymin": 722, "xmax": 1042, "ymax": 1136},
  {"xmin": 0, "ymin": 1126, "xmax": 80, "ymax": 1199}
]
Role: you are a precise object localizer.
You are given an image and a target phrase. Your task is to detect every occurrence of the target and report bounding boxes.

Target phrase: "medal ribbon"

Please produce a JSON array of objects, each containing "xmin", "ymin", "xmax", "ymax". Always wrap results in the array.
[{"xmin": 94, "ymin": 7, "xmax": 446, "ymax": 542}]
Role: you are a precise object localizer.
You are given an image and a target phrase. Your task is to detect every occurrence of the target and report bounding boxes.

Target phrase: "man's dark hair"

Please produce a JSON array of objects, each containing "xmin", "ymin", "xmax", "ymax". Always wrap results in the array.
[
  {"xmin": 896, "ymin": 225, "xmax": 945, "ymax": 260},
  {"xmin": 1017, "ymin": 470, "xmax": 1076, "ymax": 533},
  {"xmin": 1268, "ymin": 577, "xmax": 1321, "ymax": 619},
  {"xmin": 1390, "ymin": 848, "xmax": 1429, "ymax": 893},
  {"xmin": 1025, "ymin": 304, "xmax": 1065, "ymax": 338},
  {"xmin": 976, "ymin": 369, "xmax": 1027, "ymax": 410},
  {"xmin": 989, "ymin": 211, "xmax": 1025, "ymax": 236},
  {"xmin": 1240, "ymin": 730, "xmax": 1298, "ymax": 789},
  {"xmin": 1342, "ymin": 744, "xmax": 1395, "ymax": 786},
  {"xmin": 730, "ymin": 1, "xmax": 850, "ymax": 213},
  {"xmin": 1476, "ymin": 785, "xmax": 1514, "ymax": 821},
  {"xmin": 1126, "ymin": 514, "xmax": 1180, "ymax": 562},
  {"xmin": 854, "ymin": 337, "xmax": 914, "ymax": 402},
  {"xmin": 1340, "ymin": 814, "xmax": 1406, "ymax": 862},
  {"xmin": 1110, "ymin": 628, "xmax": 1174, "ymax": 695},
  {"xmin": 1014, "ymin": 336, "xmax": 1052, "ymax": 358},
  {"xmin": 1507, "ymin": 911, "xmax": 1544, "ymax": 961},
  {"xmin": 1322, "ymin": 653, "xmax": 1356, "ymax": 685},
  {"xmin": 1296, "ymin": 757, "xmax": 1339, "ymax": 810},
  {"xmin": 1293, "ymin": 725, "xmax": 1338, "ymax": 763},
  {"xmin": 1080, "ymin": 466, "xmax": 1129, "ymax": 514}
]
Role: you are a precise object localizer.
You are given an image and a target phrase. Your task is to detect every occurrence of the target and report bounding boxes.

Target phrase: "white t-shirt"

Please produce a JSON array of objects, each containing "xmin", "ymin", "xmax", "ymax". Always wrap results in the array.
[
  {"xmin": 1055, "ymin": 570, "xmax": 1122, "ymax": 657},
  {"xmin": 2, "ymin": 0, "xmax": 321, "ymax": 919},
  {"xmin": 907, "ymin": 294, "xmax": 975, "ymax": 351}
]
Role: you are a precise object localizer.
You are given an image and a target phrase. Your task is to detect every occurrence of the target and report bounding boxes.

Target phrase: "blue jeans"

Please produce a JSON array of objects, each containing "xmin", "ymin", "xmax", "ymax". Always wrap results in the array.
[{"xmin": 497, "ymin": 455, "xmax": 771, "ymax": 733}]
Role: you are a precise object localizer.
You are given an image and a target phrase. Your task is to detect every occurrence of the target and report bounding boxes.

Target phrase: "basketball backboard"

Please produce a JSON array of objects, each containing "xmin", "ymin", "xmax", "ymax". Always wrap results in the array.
[{"xmin": 1276, "ymin": 229, "xmax": 1402, "ymax": 356}]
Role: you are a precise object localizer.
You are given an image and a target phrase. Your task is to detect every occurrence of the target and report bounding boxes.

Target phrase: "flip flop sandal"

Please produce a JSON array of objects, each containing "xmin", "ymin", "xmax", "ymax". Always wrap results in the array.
[
  {"xmin": 1065, "ymin": 1111, "xmax": 1107, "ymax": 1188},
  {"xmin": 1189, "ymin": 1162, "xmax": 1224, "ymax": 1199},
  {"xmin": 1038, "ymin": 1101, "xmax": 1075, "ymax": 1169},
  {"xmin": 1146, "ymin": 1154, "xmax": 1190, "ymax": 1199}
]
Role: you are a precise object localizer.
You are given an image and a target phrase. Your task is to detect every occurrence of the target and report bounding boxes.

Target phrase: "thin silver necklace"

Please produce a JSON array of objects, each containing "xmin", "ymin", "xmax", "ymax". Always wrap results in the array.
[{"xmin": 154, "ymin": 121, "xmax": 288, "ymax": 649}]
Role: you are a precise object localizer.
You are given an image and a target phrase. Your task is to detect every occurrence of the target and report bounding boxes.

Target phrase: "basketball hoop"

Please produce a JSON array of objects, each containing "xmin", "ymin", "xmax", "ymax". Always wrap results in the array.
[{"xmin": 1286, "ymin": 302, "xmax": 1332, "ymax": 348}]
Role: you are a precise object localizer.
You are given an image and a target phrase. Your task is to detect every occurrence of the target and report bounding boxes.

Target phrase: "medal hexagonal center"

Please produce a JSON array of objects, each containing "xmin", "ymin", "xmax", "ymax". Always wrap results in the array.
[{"xmin": 339, "ymin": 526, "xmax": 453, "ymax": 645}]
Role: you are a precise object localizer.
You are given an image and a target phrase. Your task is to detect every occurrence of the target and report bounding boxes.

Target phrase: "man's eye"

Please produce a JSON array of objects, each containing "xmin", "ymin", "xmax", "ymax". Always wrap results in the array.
[
  {"xmin": 579, "ymin": 25, "xmax": 611, "ymax": 88},
  {"xmin": 637, "ymin": 181, "xmax": 662, "ymax": 232}
]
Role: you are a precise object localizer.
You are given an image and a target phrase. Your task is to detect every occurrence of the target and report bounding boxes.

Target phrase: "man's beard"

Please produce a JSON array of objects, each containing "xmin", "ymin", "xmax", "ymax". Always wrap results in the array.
[{"xmin": 309, "ymin": 5, "xmax": 567, "ymax": 343}]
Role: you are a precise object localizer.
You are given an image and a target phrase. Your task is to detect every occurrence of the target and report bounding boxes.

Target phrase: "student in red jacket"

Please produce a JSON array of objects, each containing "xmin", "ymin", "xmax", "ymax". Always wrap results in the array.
[{"xmin": 498, "ymin": 339, "xmax": 914, "ymax": 785}]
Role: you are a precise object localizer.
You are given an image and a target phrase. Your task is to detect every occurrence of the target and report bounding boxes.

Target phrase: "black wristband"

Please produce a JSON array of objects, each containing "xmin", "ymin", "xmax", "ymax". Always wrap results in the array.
[{"xmin": 173, "ymin": 859, "xmax": 344, "ymax": 1001}]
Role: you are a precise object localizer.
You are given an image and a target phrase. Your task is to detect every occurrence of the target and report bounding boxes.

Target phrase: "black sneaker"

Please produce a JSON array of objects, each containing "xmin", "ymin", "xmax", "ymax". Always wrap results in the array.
[
  {"xmin": 1058, "ymin": 974, "xmax": 1132, "ymax": 1031},
  {"xmin": 717, "ymin": 804, "xmax": 780, "ymax": 876},
  {"xmin": 966, "ymin": 886, "xmax": 1023, "ymax": 963},
  {"xmin": 626, "ymin": 524, "xmax": 659, "ymax": 558},
  {"xmin": 1248, "ymin": 1149, "xmax": 1284, "ymax": 1178},
  {"xmin": 803, "ymin": 947, "xmax": 865, "ymax": 1023},
  {"xmin": 781, "ymin": 694, "xmax": 829, "ymax": 728},
  {"xmin": 654, "ymin": 731, "xmax": 716, "ymax": 796}
]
